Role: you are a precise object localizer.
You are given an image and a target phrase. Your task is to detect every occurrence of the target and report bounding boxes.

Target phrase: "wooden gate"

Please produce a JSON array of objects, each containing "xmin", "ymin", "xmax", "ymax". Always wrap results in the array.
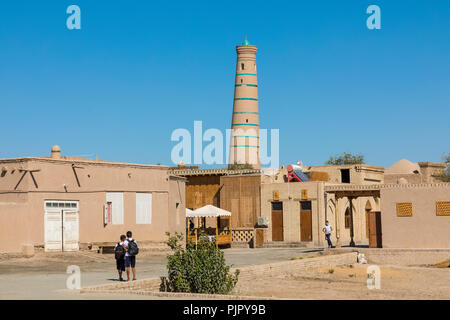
[
  {"xmin": 300, "ymin": 201, "xmax": 312, "ymax": 242},
  {"xmin": 44, "ymin": 201, "xmax": 79, "ymax": 252},
  {"xmin": 62, "ymin": 210, "xmax": 79, "ymax": 251},
  {"xmin": 271, "ymin": 202, "xmax": 283, "ymax": 241},
  {"xmin": 368, "ymin": 211, "xmax": 382, "ymax": 248}
]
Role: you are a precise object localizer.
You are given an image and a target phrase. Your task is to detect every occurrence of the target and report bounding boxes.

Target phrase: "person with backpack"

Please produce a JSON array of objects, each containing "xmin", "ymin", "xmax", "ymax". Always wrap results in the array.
[
  {"xmin": 114, "ymin": 235, "xmax": 126, "ymax": 281},
  {"xmin": 124, "ymin": 230, "xmax": 139, "ymax": 281}
]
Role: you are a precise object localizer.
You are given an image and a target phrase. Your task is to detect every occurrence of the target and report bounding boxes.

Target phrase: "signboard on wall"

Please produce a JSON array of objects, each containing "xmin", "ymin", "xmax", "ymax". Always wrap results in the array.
[
  {"xmin": 273, "ymin": 190, "xmax": 279, "ymax": 201},
  {"xmin": 301, "ymin": 189, "xmax": 308, "ymax": 200},
  {"xmin": 104, "ymin": 202, "xmax": 112, "ymax": 225}
]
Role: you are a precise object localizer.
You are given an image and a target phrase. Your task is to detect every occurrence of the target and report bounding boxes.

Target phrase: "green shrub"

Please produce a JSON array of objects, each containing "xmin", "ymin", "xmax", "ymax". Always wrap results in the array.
[
  {"xmin": 228, "ymin": 162, "xmax": 254, "ymax": 170},
  {"xmin": 162, "ymin": 232, "xmax": 239, "ymax": 295},
  {"xmin": 325, "ymin": 152, "xmax": 365, "ymax": 165},
  {"xmin": 434, "ymin": 154, "xmax": 450, "ymax": 182}
]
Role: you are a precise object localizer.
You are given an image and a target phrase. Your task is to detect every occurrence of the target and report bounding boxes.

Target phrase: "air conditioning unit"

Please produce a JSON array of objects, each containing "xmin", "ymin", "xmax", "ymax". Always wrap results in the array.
[{"xmin": 257, "ymin": 216, "xmax": 269, "ymax": 227}]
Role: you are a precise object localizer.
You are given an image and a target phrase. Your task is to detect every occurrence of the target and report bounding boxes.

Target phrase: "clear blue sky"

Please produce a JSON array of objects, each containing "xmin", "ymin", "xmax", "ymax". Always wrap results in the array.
[{"xmin": 1, "ymin": 0, "xmax": 449, "ymax": 168}]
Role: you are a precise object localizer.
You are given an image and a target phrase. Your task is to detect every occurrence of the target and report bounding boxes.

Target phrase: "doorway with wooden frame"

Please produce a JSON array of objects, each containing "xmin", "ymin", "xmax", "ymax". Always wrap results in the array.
[
  {"xmin": 44, "ymin": 200, "xmax": 79, "ymax": 252},
  {"xmin": 368, "ymin": 211, "xmax": 382, "ymax": 248},
  {"xmin": 271, "ymin": 201, "xmax": 283, "ymax": 241},
  {"xmin": 300, "ymin": 201, "xmax": 312, "ymax": 242}
]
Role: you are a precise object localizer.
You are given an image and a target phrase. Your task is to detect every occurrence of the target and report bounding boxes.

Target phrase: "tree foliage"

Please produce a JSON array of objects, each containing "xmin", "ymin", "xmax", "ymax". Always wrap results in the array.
[
  {"xmin": 434, "ymin": 154, "xmax": 450, "ymax": 182},
  {"xmin": 161, "ymin": 232, "xmax": 239, "ymax": 295},
  {"xmin": 228, "ymin": 162, "xmax": 254, "ymax": 170},
  {"xmin": 325, "ymin": 152, "xmax": 365, "ymax": 165}
]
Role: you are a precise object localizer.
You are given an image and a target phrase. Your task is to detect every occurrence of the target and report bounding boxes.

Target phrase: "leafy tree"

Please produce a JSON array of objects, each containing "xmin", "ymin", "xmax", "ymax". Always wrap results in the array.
[
  {"xmin": 434, "ymin": 154, "xmax": 450, "ymax": 182},
  {"xmin": 161, "ymin": 232, "xmax": 239, "ymax": 295},
  {"xmin": 228, "ymin": 162, "xmax": 254, "ymax": 170},
  {"xmin": 325, "ymin": 152, "xmax": 365, "ymax": 165}
]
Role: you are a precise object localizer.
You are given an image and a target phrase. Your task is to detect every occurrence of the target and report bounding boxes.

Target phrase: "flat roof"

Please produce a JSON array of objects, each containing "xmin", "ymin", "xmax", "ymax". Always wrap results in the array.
[
  {"xmin": 325, "ymin": 182, "xmax": 450, "ymax": 193},
  {"xmin": 0, "ymin": 156, "xmax": 168, "ymax": 170},
  {"xmin": 305, "ymin": 164, "xmax": 385, "ymax": 171},
  {"xmin": 168, "ymin": 168, "xmax": 261, "ymax": 176}
]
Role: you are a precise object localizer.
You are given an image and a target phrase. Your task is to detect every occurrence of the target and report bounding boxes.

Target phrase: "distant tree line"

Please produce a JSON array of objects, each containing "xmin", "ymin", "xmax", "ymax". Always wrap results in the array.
[
  {"xmin": 435, "ymin": 154, "xmax": 450, "ymax": 182},
  {"xmin": 228, "ymin": 162, "xmax": 254, "ymax": 170},
  {"xmin": 325, "ymin": 152, "xmax": 365, "ymax": 165}
]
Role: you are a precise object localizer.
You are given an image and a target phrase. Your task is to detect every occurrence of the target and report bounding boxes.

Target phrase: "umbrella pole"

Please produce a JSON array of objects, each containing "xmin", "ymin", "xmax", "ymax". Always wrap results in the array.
[
  {"xmin": 216, "ymin": 217, "xmax": 219, "ymax": 248},
  {"xmin": 187, "ymin": 217, "xmax": 189, "ymax": 243},
  {"xmin": 230, "ymin": 215, "xmax": 232, "ymax": 248}
]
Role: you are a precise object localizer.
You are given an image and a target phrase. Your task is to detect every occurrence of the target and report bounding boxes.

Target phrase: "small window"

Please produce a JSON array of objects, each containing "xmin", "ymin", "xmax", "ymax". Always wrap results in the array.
[
  {"xmin": 300, "ymin": 201, "xmax": 311, "ymax": 211},
  {"xmin": 272, "ymin": 202, "xmax": 283, "ymax": 211},
  {"xmin": 241, "ymin": 63, "xmax": 245, "ymax": 70},
  {"xmin": 240, "ymin": 79, "xmax": 243, "ymax": 84},
  {"xmin": 341, "ymin": 169, "xmax": 350, "ymax": 183},
  {"xmin": 436, "ymin": 201, "xmax": 450, "ymax": 216},
  {"xmin": 246, "ymin": 119, "xmax": 248, "ymax": 123},
  {"xmin": 396, "ymin": 202, "xmax": 413, "ymax": 217}
]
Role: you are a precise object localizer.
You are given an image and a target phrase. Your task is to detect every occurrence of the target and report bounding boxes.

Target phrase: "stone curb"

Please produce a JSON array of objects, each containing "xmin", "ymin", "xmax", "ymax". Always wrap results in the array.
[
  {"xmin": 80, "ymin": 288, "xmax": 278, "ymax": 300},
  {"xmin": 81, "ymin": 252, "xmax": 358, "ymax": 299}
]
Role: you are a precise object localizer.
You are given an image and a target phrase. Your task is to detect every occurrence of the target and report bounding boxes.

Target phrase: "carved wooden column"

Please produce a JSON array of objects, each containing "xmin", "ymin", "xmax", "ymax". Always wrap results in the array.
[
  {"xmin": 335, "ymin": 195, "xmax": 341, "ymax": 248},
  {"xmin": 349, "ymin": 196, "xmax": 356, "ymax": 247}
]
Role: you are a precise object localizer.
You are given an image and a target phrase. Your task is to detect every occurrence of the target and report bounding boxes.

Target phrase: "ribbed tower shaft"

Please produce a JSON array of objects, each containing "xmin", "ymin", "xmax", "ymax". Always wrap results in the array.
[{"xmin": 229, "ymin": 38, "xmax": 260, "ymax": 168}]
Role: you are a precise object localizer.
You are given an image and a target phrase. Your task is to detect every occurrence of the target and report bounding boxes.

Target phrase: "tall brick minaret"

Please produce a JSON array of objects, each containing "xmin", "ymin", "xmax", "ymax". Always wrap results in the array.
[{"xmin": 228, "ymin": 37, "xmax": 260, "ymax": 169}]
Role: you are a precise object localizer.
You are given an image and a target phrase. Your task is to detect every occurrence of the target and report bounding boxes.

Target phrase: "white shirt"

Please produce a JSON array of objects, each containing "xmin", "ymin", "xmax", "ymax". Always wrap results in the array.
[
  {"xmin": 323, "ymin": 225, "xmax": 332, "ymax": 234},
  {"xmin": 124, "ymin": 238, "xmax": 137, "ymax": 257}
]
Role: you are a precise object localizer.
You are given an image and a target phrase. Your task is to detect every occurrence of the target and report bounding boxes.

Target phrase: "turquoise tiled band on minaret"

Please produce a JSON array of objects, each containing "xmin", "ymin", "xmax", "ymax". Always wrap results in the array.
[{"xmin": 229, "ymin": 37, "xmax": 260, "ymax": 168}]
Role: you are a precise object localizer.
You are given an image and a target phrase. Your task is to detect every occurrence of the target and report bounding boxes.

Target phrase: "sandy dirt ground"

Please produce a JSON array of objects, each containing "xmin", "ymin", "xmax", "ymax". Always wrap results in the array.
[
  {"xmin": 234, "ymin": 263, "xmax": 450, "ymax": 300},
  {"xmin": 0, "ymin": 247, "xmax": 319, "ymax": 299},
  {"xmin": 1, "ymin": 249, "xmax": 448, "ymax": 300}
]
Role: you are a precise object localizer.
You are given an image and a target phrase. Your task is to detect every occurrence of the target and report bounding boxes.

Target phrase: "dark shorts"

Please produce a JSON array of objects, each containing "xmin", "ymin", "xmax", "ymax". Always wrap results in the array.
[
  {"xmin": 116, "ymin": 258, "xmax": 125, "ymax": 271},
  {"xmin": 125, "ymin": 255, "xmax": 136, "ymax": 268}
]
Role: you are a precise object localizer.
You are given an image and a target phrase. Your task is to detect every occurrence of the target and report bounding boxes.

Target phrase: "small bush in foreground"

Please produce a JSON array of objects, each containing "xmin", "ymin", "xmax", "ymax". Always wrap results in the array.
[{"xmin": 162, "ymin": 232, "xmax": 239, "ymax": 295}]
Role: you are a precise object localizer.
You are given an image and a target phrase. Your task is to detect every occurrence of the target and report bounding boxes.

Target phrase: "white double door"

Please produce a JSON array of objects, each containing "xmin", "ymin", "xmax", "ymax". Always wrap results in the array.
[{"xmin": 44, "ymin": 201, "xmax": 79, "ymax": 252}]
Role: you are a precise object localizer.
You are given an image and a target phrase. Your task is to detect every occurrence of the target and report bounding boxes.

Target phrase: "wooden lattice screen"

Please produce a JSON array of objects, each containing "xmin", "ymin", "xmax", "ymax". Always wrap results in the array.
[
  {"xmin": 436, "ymin": 201, "xmax": 450, "ymax": 216},
  {"xmin": 396, "ymin": 202, "xmax": 413, "ymax": 217}
]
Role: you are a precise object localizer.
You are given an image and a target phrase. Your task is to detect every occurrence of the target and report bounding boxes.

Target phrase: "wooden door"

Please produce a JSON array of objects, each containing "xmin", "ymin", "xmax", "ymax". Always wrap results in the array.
[
  {"xmin": 271, "ymin": 202, "xmax": 283, "ymax": 241},
  {"xmin": 45, "ymin": 209, "xmax": 63, "ymax": 252},
  {"xmin": 368, "ymin": 211, "xmax": 382, "ymax": 248},
  {"xmin": 300, "ymin": 201, "xmax": 312, "ymax": 242},
  {"xmin": 63, "ymin": 210, "xmax": 79, "ymax": 251}
]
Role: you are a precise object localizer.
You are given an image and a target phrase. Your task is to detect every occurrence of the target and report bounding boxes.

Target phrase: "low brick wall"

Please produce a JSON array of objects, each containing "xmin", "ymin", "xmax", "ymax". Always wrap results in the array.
[
  {"xmin": 82, "ymin": 278, "xmax": 161, "ymax": 293},
  {"xmin": 358, "ymin": 248, "xmax": 450, "ymax": 266},
  {"xmin": 233, "ymin": 252, "xmax": 357, "ymax": 281},
  {"xmin": 81, "ymin": 252, "xmax": 358, "ymax": 299}
]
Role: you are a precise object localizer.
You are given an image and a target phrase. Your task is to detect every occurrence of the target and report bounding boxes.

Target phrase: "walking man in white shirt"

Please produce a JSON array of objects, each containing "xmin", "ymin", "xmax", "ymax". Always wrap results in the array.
[{"xmin": 322, "ymin": 220, "xmax": 333, "ymax": 248}]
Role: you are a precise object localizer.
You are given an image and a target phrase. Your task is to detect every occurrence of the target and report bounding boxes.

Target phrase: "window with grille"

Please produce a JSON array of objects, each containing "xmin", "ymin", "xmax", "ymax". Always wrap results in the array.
[
  {"xmin": 272, "ymin": 201, "xmax": 283, "ymax": 211},
  {"xmin": 436, "ymin": 201, "xmax": 450, "ymax": 216},
  {"xmin": 396, "ymin": 202, "xmax": 413, "ymax": 217}
]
